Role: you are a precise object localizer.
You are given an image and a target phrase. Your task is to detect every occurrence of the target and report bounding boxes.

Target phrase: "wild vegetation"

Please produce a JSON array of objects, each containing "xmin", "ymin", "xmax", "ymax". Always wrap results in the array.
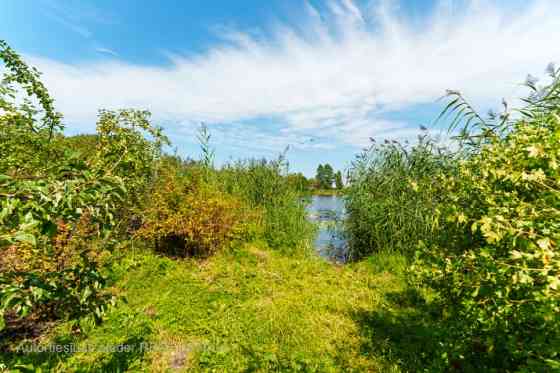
[
  {"xmin": 0, "ymin": 41, "xmax": 314, "ymax": 369},
  {"xmin": 0, "ymin": 40, "xmax": 160, "ymax": 333},
  {"xmin": 345, "ymin": 132, "xmax": 459, "ymax": 259},
  {"xmin": 345, "ymin": 67, "xmax": 560, "ymax": 370},
  {"xmin": 219, "ymin": 156, "xmax": 314, "ymax": 253},
  {"xmin": 1, "ymin": 39, "xmax": 558, "ymax": 372}
]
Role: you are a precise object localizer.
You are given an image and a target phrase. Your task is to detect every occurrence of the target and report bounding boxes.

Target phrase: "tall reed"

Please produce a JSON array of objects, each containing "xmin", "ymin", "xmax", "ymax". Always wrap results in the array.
[
  {"xmin": 220, "ymin": 155, "xmax": 315, "ymax": 253},
  {"xmin": 344, "ymin": 133, "xmax": 458, "ymax": 259}
]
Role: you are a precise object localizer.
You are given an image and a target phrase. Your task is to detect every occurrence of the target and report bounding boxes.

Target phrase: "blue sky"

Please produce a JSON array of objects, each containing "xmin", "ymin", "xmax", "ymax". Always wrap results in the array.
[{"xmin": 1, "ymin": 0, "xmax": 558, "ymax": 176}]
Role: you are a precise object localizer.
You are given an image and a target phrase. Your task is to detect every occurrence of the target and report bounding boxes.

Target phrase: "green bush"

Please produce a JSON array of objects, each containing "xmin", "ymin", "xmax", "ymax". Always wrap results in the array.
[
  {"xmin": 136, "ymin": 163, "xmax": 252, "ymax": 257},
  {"xmin": 412, "ymin": 73, "xmax": 560, "ymax": 370},
  {"xmin": 137, "ymin": 126, "xmax": 313, "ymax": 257},
  {"xmin": 0, "ymin": 40, "xmax": 166, "ymax": 332}
]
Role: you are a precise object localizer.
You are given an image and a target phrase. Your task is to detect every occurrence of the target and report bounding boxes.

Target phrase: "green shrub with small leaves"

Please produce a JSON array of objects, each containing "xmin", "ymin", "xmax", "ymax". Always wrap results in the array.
[
  {"xmin": 0, "ymin": 40, "xmax": 166, "ymax": 332},
  {"xmin": 412, "ymin": 69, "xmax": 560, "ymax": 371}
]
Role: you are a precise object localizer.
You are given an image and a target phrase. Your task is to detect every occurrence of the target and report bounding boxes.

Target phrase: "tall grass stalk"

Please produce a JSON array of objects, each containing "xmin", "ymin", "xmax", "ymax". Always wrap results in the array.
[
  {"xmin": 220, "ymin": 154, "xmax": 315, "ymax": 253},
  {"xmin": 344, "ymin": 133, "xmax": 458, "ymax": 259}
]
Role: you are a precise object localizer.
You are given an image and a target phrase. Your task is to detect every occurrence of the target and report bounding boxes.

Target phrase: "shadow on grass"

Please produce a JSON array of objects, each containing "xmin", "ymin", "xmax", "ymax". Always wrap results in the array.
[{"xmin": 353, "ymin": 287, "xmax": 453, "ymax": 372}]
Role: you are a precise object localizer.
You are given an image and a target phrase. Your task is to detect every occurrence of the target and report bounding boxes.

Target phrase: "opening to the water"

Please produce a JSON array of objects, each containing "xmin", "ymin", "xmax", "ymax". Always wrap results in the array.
[{"xmin": 306, "ymin": 194, "xmax": 349, "ymax": 263}]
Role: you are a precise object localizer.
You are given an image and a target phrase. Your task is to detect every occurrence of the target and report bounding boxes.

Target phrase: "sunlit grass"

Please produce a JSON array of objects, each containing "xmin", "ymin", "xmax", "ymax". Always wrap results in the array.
[{"xmin": 3, "ymin": 241, "xmax": 414, "ymax": 372}]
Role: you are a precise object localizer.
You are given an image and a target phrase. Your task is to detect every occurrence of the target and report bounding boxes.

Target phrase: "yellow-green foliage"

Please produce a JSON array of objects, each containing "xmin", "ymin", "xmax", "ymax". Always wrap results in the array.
[
  {"xmin": 220, "ymin": 157, "xmax": 315, "ymax": 253},
  {"xmin": 413, "ymin": 90, "xmax": 560, "ymax": 370},
  {"xmin": 137, "ymin": 165, "xmax": 253, "ymax": 257}
]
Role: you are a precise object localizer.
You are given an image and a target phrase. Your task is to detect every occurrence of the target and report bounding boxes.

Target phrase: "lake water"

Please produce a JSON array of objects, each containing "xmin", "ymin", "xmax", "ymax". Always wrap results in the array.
[{"xmin": 306, "ymin": 195, "xmax": 349, "ymax": 263}]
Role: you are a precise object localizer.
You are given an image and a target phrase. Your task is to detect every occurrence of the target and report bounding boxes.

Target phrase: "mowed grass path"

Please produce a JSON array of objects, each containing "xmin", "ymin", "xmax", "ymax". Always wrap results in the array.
[{"xmin": 9, "ymin": 243, "xmax": 421, "ymax": 372}]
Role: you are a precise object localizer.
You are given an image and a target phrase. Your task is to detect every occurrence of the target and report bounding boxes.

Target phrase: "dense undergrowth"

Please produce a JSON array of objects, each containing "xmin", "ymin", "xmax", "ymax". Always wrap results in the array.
[
  {"xmin": 345, "ymin": 69, "xmax": 560, "ymax": 370},
  {"xmin": 0, "ymin": 40, "xmax": 314, "ymax": 370},
  {"xmin": 345, "ymin": 132, "xmax": 459, "ymax": 259}
]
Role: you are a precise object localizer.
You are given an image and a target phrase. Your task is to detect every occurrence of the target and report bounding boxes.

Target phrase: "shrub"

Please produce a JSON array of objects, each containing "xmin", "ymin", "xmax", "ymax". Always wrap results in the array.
[
  {"xmin": 0, "ymin": 40, "xmax": 166, "ymax": 331},
  {"xmin": 136, "ymin": 164, "xmax": 251, "ymax": 257},
  {"xmin": 412, "ymin": 71, "xmax": 560, "ymax": 370},
  {"xmin": 0, "ymin": 169, "xmax": 125, "ymax": 329}
]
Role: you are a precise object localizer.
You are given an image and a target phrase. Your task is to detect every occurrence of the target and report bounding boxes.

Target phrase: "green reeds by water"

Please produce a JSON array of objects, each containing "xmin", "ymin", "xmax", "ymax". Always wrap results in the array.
[
  {"xmin": 218, "ymin": 155, "xmax": 315, "ymax": 254},
  {"xmin": 344, "ymin": 133, "xmax": 458, "ymax": 259}
]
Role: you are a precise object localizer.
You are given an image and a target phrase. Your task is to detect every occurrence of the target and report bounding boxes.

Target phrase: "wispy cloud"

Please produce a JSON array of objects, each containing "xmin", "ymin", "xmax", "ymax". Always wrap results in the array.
[
  {"xmin": 94, "ymin": 47, "xmax": 119, "ymax": 57},
  {"xmin": 167, "ymin": 120, "xmax": 337, "ymax": 155},
  {"xmin": 39, "ymin": 0, "xmax": 117, "ymax": 39},
  {"xmin": 28, "ymin": 0, "xmax": 560, "ymax": 150},
  {"xmin": 43, "ymin": 11, "xmax": 92, "ymax": 39}
]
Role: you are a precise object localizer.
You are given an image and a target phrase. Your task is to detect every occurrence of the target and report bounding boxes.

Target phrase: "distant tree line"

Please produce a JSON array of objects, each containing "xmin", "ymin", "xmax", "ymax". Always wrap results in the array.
[
  {"xmin": 315, "ymin": 163, "xmax": 343, "ymax": 190},
  {"xmin": 283, "ymin": 164, "xmax": 345, "ymax": 193}
]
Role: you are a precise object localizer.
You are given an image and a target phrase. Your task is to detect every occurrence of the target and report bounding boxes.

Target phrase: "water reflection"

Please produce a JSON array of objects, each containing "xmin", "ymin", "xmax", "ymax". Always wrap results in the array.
[{"xmin": 306, "ymin": 195, "xmax": 348, "ymax": 263}]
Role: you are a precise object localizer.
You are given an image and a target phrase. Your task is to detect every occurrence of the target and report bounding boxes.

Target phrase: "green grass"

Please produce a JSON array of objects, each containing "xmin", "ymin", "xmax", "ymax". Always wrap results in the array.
[{"xmin": 1, "ymin": 241, "xmax": 441, "ymax": 372}]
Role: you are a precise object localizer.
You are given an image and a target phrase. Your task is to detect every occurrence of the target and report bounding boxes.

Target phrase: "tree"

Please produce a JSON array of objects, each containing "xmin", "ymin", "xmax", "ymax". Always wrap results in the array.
[
  {"xmin": 335, "ymin": 170, "xmax": 343, "ymax": 189},
  {"xmin": 316, "ymin": 164, "xmax": 334, "ymax": 189},
  {"xmin": 0, "ymin": 40, "xmax": 168, "ymax": 331},
  {"xmin": 322, "ymin": 164, "xmax": 334, "ymax": 189},
  {"xmin": 315, "ymin": 164, "xmax": 325, "ymax": 189}
]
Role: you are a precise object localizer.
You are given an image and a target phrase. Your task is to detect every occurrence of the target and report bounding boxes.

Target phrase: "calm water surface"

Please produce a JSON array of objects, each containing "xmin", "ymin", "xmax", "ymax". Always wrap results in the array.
[{"xmin": 306, "ymin": 195, "xmax": 349, "ymax": 262}]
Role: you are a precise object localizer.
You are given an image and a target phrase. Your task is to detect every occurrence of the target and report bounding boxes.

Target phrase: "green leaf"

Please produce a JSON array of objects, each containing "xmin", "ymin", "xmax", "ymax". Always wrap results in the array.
[
  {"xmin": 80, "ymin": 287, "xmax": 92, "ymax": 304},
  {"xmin": 42, "ymin": 220, "xmax": 58, "ymax": 237},
  {"xmin": 13, "ymin": 232, "xmax": 37, "ymax": 246}
]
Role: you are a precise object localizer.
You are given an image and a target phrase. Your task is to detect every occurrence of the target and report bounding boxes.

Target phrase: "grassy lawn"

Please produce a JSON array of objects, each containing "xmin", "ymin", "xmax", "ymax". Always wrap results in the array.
[{"xmin": 1, "ymin": 242, "xmax": 440, "ymax": 372}]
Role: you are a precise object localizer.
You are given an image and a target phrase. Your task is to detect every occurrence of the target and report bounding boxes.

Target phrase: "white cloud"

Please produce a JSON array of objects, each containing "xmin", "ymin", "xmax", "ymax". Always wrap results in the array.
[
  {"xmin": 25, "ymin": 0, "xmax": 560, "ymax": 148},
  {"xmin": 165, "ymin": 119, "xmax": 336, "ymax": 154}
]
